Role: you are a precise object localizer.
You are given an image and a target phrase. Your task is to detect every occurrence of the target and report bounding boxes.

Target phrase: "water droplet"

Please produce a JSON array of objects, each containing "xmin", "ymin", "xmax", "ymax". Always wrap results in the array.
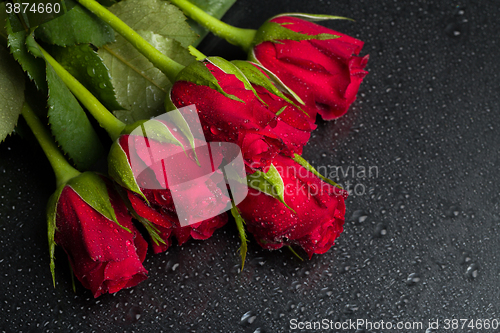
[
  {"xmin": 405, "ymin": 273, "xmax": 421, "ymax": 285},
  {"xmin": 240, "ymin": 311, "xmax": 257, "ymax": 325},
  {"xmin": 87, "ymin": 67, "xmax": 96, "ymax": 77},
  {"xmin": 210, "ymin": 126, "xmax": 221, "ymax": 135},
  {"xmin": 465, "ymin": 263, "xmax": 479, "ymax": 279},
  {"xmin": 445, "ymin": 23, "xmax": 462, "ymax": 38},
  {"xmin": 343, "ymin": 303, "xmax": 359, "ymax": 314},
  {"xmin": 350, "ymin": 210, "xmax": 368, "ymax": 223},
  {"xmin": 374, "ymin": 222, "xmax": 387, "ymax": 237},
  {"xmin": 460, "ymin": 251, "xmax": 472, "ymax": 265}
]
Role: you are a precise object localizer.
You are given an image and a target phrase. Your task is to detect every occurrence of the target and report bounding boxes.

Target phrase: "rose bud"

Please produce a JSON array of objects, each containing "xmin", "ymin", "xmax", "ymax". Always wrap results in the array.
[
  {"xmin": 237, "ymin": 154, "xmax": 347, "ymax": 258},
  {"xmin": 21, "ymin": 103, "xmax": 147, "ymax": 298},
  {"xmin": 108, "ymin": 115, "xmax": 230, "ymax": 253},
  {"xmin": 168, "ymin": 55, "xmax": 315, "ymax": 171},
  {"xmin": 249, "ymin": 14, "xmax": 369, "ymax": 120},
  {"xmin": 167, "ymin": 0, "xmax": 368, "ymax": 121},
  {"xmin": 47, "ymin": 172, "xmax": 148, "ymax": 298}
]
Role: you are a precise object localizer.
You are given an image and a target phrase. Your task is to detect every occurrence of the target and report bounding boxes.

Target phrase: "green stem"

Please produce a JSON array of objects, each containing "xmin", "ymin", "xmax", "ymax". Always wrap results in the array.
[
  {"xmin": 169, "ymin": 0, "xmax": 256, "ymax": 52},
  {"xmin": 77, "ymin": 0, "xmax": 185, "ymax": 82},
  {"xmin": 21, "ymin": 103, "xmax": 80, "ymax": 188},
  {"xmin": 37, "ymin": 44, "xmax": 125, "ymax": 141}
]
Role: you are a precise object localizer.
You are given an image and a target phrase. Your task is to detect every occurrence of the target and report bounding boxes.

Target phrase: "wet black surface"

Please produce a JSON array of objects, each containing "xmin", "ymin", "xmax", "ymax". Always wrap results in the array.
[{"xmin": 1, "ymin": 0, "xmax": 500, "ymax": 332}]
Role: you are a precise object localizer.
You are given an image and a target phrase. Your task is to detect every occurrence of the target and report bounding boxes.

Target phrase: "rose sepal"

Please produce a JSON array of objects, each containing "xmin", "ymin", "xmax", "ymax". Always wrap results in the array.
[
  {"xmin": 109, "ymin": 111, "xmax": 199, "ymax": 204},
  {"xmin": 231, "ymin": 60, "xmax": 307, "ymax": 116},
  {"xmin": 251, "ymin": 20, "xmax": 340, "ymax": 48},
  {"xmin": 230, "ymin": 204, "xmax": 248, "ymax": 270},
  {"xmin": 115, "ymin": 186, "xmax": 167, "ymax": 248},
  {"xmin": 159, "ymin": 104, "xmax": 199, "ymax": 163},
  {"xmin": 242, "ymin": 56, "xmax": 306, "ymax": 106},
  {"xmin": 46, "ymin": 184, "xmax": 65, "ymax": 286},
  {"xmin": 108, "ymin": 140, "xmax": 148, "ymax": 203},
  {"xmin": 247, "ymin": 164, "xmax": 295, "ymax": 212},
  {"xmin": 269, "ymin": 13, "xmax": 354, "ymax": 23},
  {"xmin": 175, "ymin": 55, "xmax": 268, "ymax": 106},
  {"xmin": 207, "ymin": 57, "xmax": 266, "ymax": 105},
  {"xmin": 46, "ymin": 171, "xmax": 133, "ymax": 286},
  {"xmin": 66, "ymin": 172, "xmax": 131, "ymax": 232},
  {"xmin": 292, "ymin": 154, "xmax": 343, "ymax": 190},
  {"xmin": 175, "ymin": 59, "xmax": 244, "ymax": 103}
]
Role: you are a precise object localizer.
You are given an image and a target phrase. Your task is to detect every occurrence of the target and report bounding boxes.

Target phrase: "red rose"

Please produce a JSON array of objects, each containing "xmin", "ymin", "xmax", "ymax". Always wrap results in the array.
[
  {"xmin": 169, "ymin": 57, "xmax": 315, "ymax": 171},
  {"xmin": 53, "ymin": 178, "xmax": 148, "ymax": 298},
  {"xmin": 251, "ymin": 15, "xmax": 369, "ymax": 120},
  {"xmin": 115, "ymin": 133, "xmax": 229, "ymax": 253},
  {"xmin": 237, "ymin": 154, "xmax": 347, "ymax": 258}
]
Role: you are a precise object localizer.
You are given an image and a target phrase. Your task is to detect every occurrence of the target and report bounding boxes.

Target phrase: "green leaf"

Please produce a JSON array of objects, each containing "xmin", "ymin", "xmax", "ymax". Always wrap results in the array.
[
  {"xmin": 231, "ymin": 205, "xmax": 247, "ymax": 270},
  {"xmin": 67, "ymin": 172, "xmax": 131, "ymax": 232},
  {"xmin": 96, "ymin": 0, "xmax": 199, "ymax": 123},
  {"xmin": 7, "ymin": 16, "xmax": 47, "ymax": 93},
  {"xmin": 0, "ymin": 44, "xmax": 25, "ymax": 142},
  {"xmin": 108, "ymin": 140, "xmax": 148, "ymax": 203},
  {"xmin": 47, "ymin": 184, "xmax": 65, "ymax": 287},
  {"xmin": 9, "ymin": 0, "xmax": 77, "ymax": 32},
  {"xmin": 187, "ymin": 0, "xmax": 237, "ymax": 46},
  {"xmin": 35, "ymin": 2, "xmax": 115, "ymax": 47},
  {"xmin": 0, "ymin": 3, "xmax": 8, "ymax": 46},
  {"xmin": 292, "ymin": 153, "xmax": 343, "ymax": 189},
  {"xmin": 107, "ymin": 0, "xmax": 197, "ymax": 48},
  {"xmin": 51, "ymin": 44, "xmax": 123, "ymax": 111},
  {"xmin": 45, "ymin": 62, "xmax": 105, "ymax": 170},
  {"xmin": 97, "ymin": 0, "xmax": 117, "ymax": 6},
  {"xmin": 99, "ymin": 30, "xmax": 193, "ymax": 124},
  {"xmin": 247, "ymin": 164, "xmax": 294, "ymax": 212},
  {"xmin": 252, "ymin": 20, "xmax": 339, "ymax": 47}
]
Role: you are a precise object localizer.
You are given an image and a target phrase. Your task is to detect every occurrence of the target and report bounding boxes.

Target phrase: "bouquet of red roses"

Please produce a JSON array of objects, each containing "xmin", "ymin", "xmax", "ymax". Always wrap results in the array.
[{"xmin": 1, "ymin": 0, "xmax": 367, "ymax": 297}]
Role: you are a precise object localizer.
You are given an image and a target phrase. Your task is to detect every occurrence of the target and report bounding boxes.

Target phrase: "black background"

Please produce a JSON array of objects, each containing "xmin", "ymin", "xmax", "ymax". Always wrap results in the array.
[{"xmin": 1, "ymin": 0, "xmax": 500, "ymax": 332}]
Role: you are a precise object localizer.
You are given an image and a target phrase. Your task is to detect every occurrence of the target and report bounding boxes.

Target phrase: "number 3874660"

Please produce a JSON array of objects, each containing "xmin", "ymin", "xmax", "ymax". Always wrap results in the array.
[{"xmin": 5, "ymin": 2, "xmax": 61, "ymax": 14}]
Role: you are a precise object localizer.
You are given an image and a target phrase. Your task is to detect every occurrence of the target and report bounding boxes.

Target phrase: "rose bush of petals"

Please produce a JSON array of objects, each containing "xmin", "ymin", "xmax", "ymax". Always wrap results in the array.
[
  {"xmin": 169, "ymin": 58, "xmax": 315, "ymax": 171},
  {"xmin": 251, "ymin": 15, "xmax": 369, "ymax": 120},
  {"xmin": 237, "ymin": 154, "xmax": 347, "ymax": 258},
  {"xmin": 53, "ymin": 178, "xmax": 148, "ymax": 298}
]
